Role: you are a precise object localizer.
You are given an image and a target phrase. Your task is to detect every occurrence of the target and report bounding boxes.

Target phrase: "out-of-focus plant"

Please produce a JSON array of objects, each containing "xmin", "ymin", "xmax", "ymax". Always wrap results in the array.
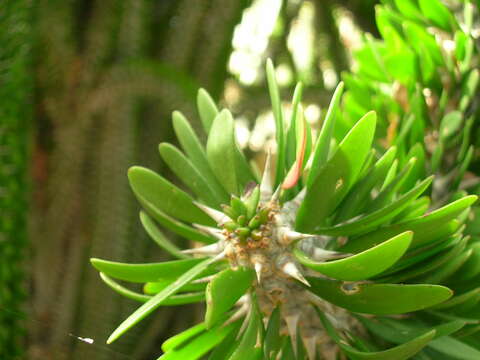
[
  {"xmin": 91, "ymin": 54, "xmax": 479, "ymax": 358},
  {"xmin": 0, "ymin": 0, "xmax": 32, "ymax": 358}
]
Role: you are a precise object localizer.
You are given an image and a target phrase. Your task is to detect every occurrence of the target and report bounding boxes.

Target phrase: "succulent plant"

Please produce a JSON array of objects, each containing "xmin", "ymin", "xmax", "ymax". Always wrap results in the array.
[{"xmin": 90, "ymin": 54, "xmax": 480, "ymax": 359}]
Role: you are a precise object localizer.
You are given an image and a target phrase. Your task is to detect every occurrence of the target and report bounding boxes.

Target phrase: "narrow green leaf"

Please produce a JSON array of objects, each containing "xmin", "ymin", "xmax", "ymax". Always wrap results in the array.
[
  {"xmin": 285, "ymin": 82, "xmax": 303, "ymax": 170},
  {"xmin": 432, "ymin": 288, "xmax": 480, "ymax": 311},
  {"xmin": 335, "ymin": 146, "xmax": 397, "ymax": 222},
  {"xmin": 455, "ymin": 243, "xmax": 480, "ymax": 281},
  {"xmin": 208, "ymin": 326, "xmax": 241, "ymax": 360},
  {"xmin": 207, "ymin": 109, "xmax": 239, "ymax": 195},
  {"xmin": 159, "ymin": 320, "xmax": 241, "ymax": 360},
  {"xmin": 342, "ymin": 195, "xmax": 477, "ymax": 253},
  {"xmin": 319, "ymin": 177, "xmax": 432, "ymax": 236},
  {"xmin": 359, "ymin": 317, "xmax": 465, "ymax": 345},
  {"xmin": 128, "ymin": 166, "xmax": 215, "ymax": 226},
  {"xmin": 307, "ymin": 277, "xmax": 452, "ymax": 315},
  {"xmin": 296, "ymin": 111, "xmax": 377, "ymax": 232},
  {"xmin": 439, "ymin": 111, "xmax": 463, "ymax": 140},
  {"xmin": 139, "ymin": 199, "xmax": 215, "ymax": 244},
  {"xmin": 144, "ymin": 279, "xmax": 206, "ymax": 294},
  {"xmin": 159, "ymin": 143, "xmax": 223, "ymax": 207},
  {"xmin": 99, "ymin": 273, "xmax": 204, "ymax": 305},
  {"xmin": 162, "ymin": 323, "xmax": 206, "ymax": 352},
  {"xmin": 205, "ymin": 267, "xmax": 254, "ymax": 328},
  {"xmin": 140, "ymin": 211, "xmax": 188, "ymax": 259},
  {"xmin": 91, "ymin": 257, "xmax": 211, "ymax": 283},
  {"xmin": 295, "ymin": 231, "xmax": 412, "ymax": 281},
  {"xmin": 107, "ymin": 256, "xmax": 221, "ymax": 344},
  {"xmin": 172, "ymin": 111, "xmax": 229, "ymax": 202},
  {"xmin": 419, "ymin": 0, "xmax": 455, "ymax": 31},
  {"xmin": 318, "ymin": 309, "xmax": 436, "ymax": 360},
  {"xmin": 307, "ymin": 82, "xmax": 344, "ymax": 188},
  {"xmin": 266, "ymin": 59, "xmax": 285, "ymax": 187},
  {"xmin": 264, "ymin": 306, "xmax": 282, "ymax": 360},
  {"xmin": 228, "ymin": 299, "xmax": 264, "ymax": 360},
  {"xmin": 197, "ymin": 88, "xmax": 218, "ymax": 133}
]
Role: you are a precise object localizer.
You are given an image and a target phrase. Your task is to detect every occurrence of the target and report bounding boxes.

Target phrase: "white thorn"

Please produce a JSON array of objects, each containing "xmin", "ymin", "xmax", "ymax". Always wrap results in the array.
[
  {"xmin": 260, "ymin": 149, "xmax": 273, "ymax": 203},
  {"xmin": 312, "ymin": 248, "xmax": 350, "ymax": 261},
  {"xmin": 222, "ymin": 304, "xmax": 248, "ymax": 327},
  {"xmin": 236, "ymin": 307, "xmax": 252, "ymax": 340},
  {"xmin": 280, "ymin": 229, "xmax": 315, "ymax": 245},
  {"xmin": 303, "ymin": 336, "xmax": 317, "ymax": 360},
  {"xmin": 282, "ymin": 262, "xmax": 310, "ymax": 287},
  {"xmin": 254, "ymin": 261, "xmax": 263, "ymax": 283},
  {"xmin": 285, "ymin": 313, "xmax": 300, "ymax": 356},
  {"xmin": 192, "ymin": 223, "xmax": 226, "ymax": 241},
  {"xmin": 191, "ymin": 275, "xmax": 215, "ymax": 284},
  {"xmin": 271, "ymin": 185, "xmax": 282, "ymax": 202},
  {"xmin": 194, "ymin": 202, "xmax": 231, "ymax": 225},
  {"xmin": 182, "ymin": 242, "xmax": 223, "ymax": 255}
]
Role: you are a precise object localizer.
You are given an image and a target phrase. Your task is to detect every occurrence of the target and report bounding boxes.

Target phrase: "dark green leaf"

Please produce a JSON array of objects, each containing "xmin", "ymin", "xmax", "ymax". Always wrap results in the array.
[
  {"xmin": 207, "ymin": 109, "xmax": 240, "ymax": 195},
  {"xmin": 266, "ymin": 59, "xmax": 286, "ymax": 187},
  {"xmin": 128, "ymin": 166, "xmax": 215, "ymax": 226},
  {"xmin": 307, "ymin": 277, "xmax": 452, "ymax": 315},
  {"xmin": 296, "ymin": 111, "xmax": 377, "ymax": 232},
  {"xmin": 197, "ymin": 88, "xmax": 218, "ymax": 134},
  {"xmin": 295, "ymin": 231, "xmax": 412, "ymax": 281},
  {"xmin": 205, "ymin": 267, "xmax": 254, "ymax": 328},
  {"xmin": 419, "ymin": 0, "xmax": 455, "ymax": 31},
  {"xmin": 140, "ymin": 211, "xmax": 189, "ymax": 259},
  {"xmin": 107, "ymin": 256, "xmax": 221, "ymax": 344},
  {"xmin": 159, "ymin": 143, "xmax": 223, "ymax": 207},
  {"xmin": 307, "ymin": 82, "xmax": 344, "ymax": 188}
]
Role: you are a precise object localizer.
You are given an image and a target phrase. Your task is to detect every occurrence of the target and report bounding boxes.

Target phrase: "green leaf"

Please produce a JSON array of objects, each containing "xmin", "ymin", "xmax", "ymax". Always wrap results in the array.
[
  {"xmin": 307, "ymin": 277, "xmax": 452, "ymax": 315},
  {"xmin": 358, "ymin": 316, "xmax": 465, "ymax": 345},
  {"xmin": 139, "ymin": 199, "xmax": 215, "ymax": 244},
  {"xmin": 296, "ymin": 111, "xmax": 377, "ymax": 232},
  {"xmin": 419, "ymin": 0, "xmax": 455, "ymax": 31},
  {"xmin": 266, "ymin": 59, "xmax": 286, "ymax": 187},
  {"xmin": 228, "ymin": 299, "xmax": 264, "ymax": 360},
  {"xmin": 318, "ymin": 177, "xmax": 432, "ymax": 236},
  {"xmin": 285, "ymin": 82, "xmax": 303, "ymax": 170},
  {"xmin": 172, "ymin": 111, "xmax": 229, "ymax": 202},
  {"xmin": 368, "ymin": 158, "xmax": 417, "ymax": 212},
  {"xmin": 394, "ymin": 0, "xmax": 423, "ymax": 21},
  {"xmin": 139, "ymin": 211, "xmax": 189, "ymax": 259},
  {"xmin": 99, "ymin": 273, "xmax": 204, "ymax": 305},
  {"xmin": 162, "ymin": 323, "xmax": 206, "ymax": 352},
  {"xmin": 307, "ymin": 82, "xmax": 344, "ymax": 188},
  {"xmin": 335, "ymin": 146, "xmax": 397, "ymax": 222},
  {"xmin": 208, "ymin": 327, "xmax": 240, "ymax": 360},
  {"xmin": 159, "ymin": 320, "xmax": 241, "ymax": 360},
  {"xmin": 128, "ymin": 166, "xmax": 215, "ymax": 226},
  {"xmin": 205, "ymin": 267, "xmax": 254, "ymax": 328},
  {"xmin": 295, "ymin": 231, "xmax": 412, "ymax": 281},
  {"xmin": 144, "ymin": 279, "xmax": 206, "ymax": 294},
  {"xmin": 440, "ymin": 111, "xmax": 463, "ymax": 140},
  {"xmin": 318, "ymin": 309, "xmax": 436, "ymax": 360},
  {"xmin": 454, "ymin": 243, "xmax": 480, "ymax": 281},
  {"xmin": 197, "ymin": 88, "xmax": 219, "ymax": 133},
  {"xmin": 264, "ymin": 306, "xmax": 282, "ymax": 360},
  {"xmin": 107, "ymin": 256, "xmax": 221, "ymax": 344},
  {"xmin": 342, "ymin": 196, "xmax": 477, "ymax": 253},
  {"xmin": 159, "ymin": 143, "xmax": 223, "ymax": 208},
  {"xmin": 91, "ymin": 257, "xmax": 211, "ymax": 282},
  {"xmin": 384, "ymin": 49, "xmax": 418, "ymax": 85},
  {"xmin": 207, "ymin": 109, "xmax": 240, "ymax": 195},
  {"xmin": 432, "ymin": 288, "xmax": 480, "ymax": 311}
]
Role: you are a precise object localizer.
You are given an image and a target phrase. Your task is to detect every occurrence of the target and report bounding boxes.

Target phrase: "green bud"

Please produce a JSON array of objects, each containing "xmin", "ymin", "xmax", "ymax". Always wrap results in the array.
[{"xmin": 237, "ymin": 215, "xmax": 247, "ymax": 226}]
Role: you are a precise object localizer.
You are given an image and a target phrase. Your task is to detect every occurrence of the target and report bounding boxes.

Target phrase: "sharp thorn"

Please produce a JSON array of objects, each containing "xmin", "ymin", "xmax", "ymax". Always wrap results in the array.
[
  {"xmin": 191, "ymin": 275, "xmax": 215, "ymax": 284},
  {"xmin": 285, "ymin": 313, "xmax": 300, "ymax": 356},
  {"xmin": 312, "ymin": 248, "xmax": 350, "ymax": 261},
  {"xmin": 282, "ymin": 262, "xmax": 310, "ymax": 287},
  {"xmin": 281, "ymin": 229, "xmax": 315, "ymax": 245},
  {"xmin": 254, "ymin": 261, "xmax": 263, "ymax": 283},
  {"xmin": 236, "ymin": 307, "xmax": 251, "ymax": 340},
  {"xmin": 222, "ymin": 305, "xmax": 248, "ymax": 327},
  {"xmin": 260, "ymin": 149, "xmax": 273, "ymax": 203},
  {"xmin": 303, "ymin": 336, "xmax": 317, "ymax": 360},
  {"xmin": 192, "ymin": 223, "xmax": 226, "ymax": 241},
  {"xmin": 194, "ymin": 202, "xmax": 231, "ymax": 225},
  {"xmin": 181, "ymin": 242, "xmax": 223, "ymax": 255}
]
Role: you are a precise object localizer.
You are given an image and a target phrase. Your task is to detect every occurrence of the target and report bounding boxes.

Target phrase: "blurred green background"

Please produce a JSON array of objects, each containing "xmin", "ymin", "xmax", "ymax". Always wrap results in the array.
[{"xmin": 0, "ymin": 0, "xmax": 379, "ymax": 358}]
